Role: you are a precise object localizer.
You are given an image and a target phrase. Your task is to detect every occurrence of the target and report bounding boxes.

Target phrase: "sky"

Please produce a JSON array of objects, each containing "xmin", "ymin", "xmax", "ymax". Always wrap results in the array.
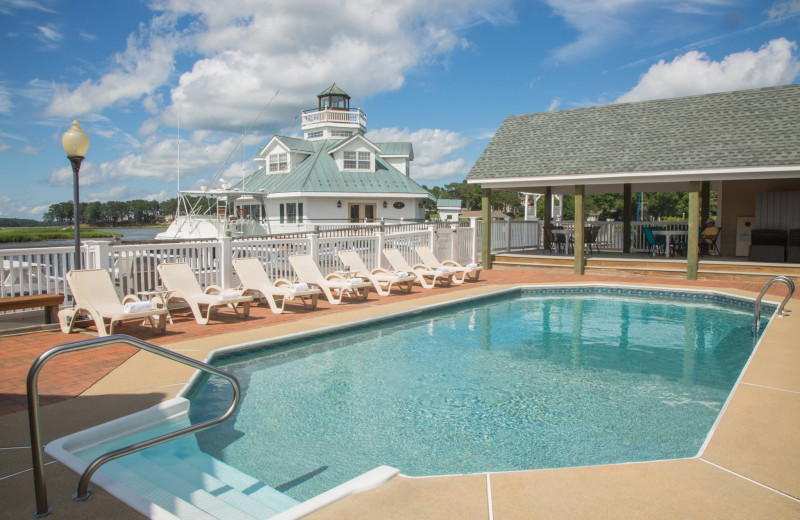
[{"xmin": 1, "ymin": 0, "xmax": 799, "ymax": 220}]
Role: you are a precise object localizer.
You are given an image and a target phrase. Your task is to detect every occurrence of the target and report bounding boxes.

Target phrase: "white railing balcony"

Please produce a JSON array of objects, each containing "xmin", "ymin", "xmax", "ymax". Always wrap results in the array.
[{"xmin": 301, "ymin": 107, "xmax": 367, "ymax": 130}]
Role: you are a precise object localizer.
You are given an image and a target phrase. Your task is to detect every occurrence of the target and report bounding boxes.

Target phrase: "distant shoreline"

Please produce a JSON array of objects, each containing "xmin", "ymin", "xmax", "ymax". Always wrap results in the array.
[{"xmin": 0, "ymin": 226, "xmax": 166, "ymax": 247}]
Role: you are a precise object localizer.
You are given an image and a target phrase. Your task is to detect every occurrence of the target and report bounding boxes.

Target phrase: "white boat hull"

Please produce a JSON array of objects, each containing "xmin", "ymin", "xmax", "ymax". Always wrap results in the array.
[{"xmin": 155, "ymin": 215, "xmax": 267, "ymax": 240}]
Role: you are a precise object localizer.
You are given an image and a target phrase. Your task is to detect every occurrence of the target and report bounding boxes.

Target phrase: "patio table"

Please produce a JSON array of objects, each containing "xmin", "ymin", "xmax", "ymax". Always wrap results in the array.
[
  {"xmin": 551, "ymin": 229, "xmax": 574, "ymax": 254},
  {"xmin": 652, "ymin": 230, "xmax": 687, "ymax": 258}
]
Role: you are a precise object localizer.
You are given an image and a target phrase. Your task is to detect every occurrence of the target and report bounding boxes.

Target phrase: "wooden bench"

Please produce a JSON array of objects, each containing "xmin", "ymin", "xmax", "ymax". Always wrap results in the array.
[{"xmin": 0, "ymin": 294, "xmax": 65, "ymax": 324}]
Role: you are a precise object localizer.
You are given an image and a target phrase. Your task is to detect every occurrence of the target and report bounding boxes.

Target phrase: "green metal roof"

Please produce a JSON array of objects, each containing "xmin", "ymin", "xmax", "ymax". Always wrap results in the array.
[
  {"xmin": 236, "ymin": 139, "xmax": 429, "ymax": 196},
  {"xmin": 377, "ymin": 142, "xmax": 413, "ymax": 158},
  {"xmin": 468, "ymin": 84, "xmax": 800, "ymax": 182},
  {"xmin": 437, "ymin": 199, "xmax": 462, "ymax": 208},
  {"xmin": 317, "ymin": 83, "xmax": 349, "ymax": 98}
]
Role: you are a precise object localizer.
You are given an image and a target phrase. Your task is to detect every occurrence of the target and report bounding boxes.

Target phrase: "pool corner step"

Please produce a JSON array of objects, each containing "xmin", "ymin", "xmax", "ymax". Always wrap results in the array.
[{"xmin": 103, "ymin": 450, "xmax": 298, "ymax": 519}]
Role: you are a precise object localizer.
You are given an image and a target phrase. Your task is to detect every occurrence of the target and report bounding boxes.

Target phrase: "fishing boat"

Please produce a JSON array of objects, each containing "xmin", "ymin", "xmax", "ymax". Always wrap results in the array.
[{"xmin": 155, "ymin": 184, "xmax": 269, "ymax": 240}]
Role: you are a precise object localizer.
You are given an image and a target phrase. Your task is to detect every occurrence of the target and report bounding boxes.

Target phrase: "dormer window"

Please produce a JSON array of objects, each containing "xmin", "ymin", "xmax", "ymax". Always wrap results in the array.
[
  {"xmin": 344, "ymin": 151, "xmax": 370, "ymax": 170},
  {"xmin": 269, "ymin": 152, "xmax": 288, "ymax": 173}
]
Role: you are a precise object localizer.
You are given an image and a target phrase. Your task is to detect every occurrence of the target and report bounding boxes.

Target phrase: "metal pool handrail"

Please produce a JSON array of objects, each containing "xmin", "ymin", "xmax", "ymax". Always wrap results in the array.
[
  {"xmin": 26, "ymin": 334, "xmax": 241, "ymax": 518},
  {"xmin": 753, "ymin": 275, "xmax": 795, "ymax": 334}
]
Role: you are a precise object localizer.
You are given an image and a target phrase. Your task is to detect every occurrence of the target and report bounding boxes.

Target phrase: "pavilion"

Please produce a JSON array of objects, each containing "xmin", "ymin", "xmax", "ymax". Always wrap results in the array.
[{"xmin": 467, "ymin": 84, "xmax": 800, "ymax": 279}]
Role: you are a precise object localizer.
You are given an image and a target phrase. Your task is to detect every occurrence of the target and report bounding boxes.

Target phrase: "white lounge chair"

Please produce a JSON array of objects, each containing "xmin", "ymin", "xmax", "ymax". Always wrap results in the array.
[
  {"xmin": 288, "ymin": 254, "xmax": 372, "ymax": 304},
  {"xmin": 382, "ymin": 248, "xmax": 453, "ymax": 289},
  {"xmin": 337, "ymin": 250, "xmax": 416, "ymax": 296},
  {"xmin": 58, "ymin": 268, "xmax": 167, "ymax": 336},
  {"xmin": 233, "ymin": 257, "xmax": 320, "ymax": 313},
  {"xmin": 415, "ymin": 245, "xmax": 482, "ymax": 284},
  {"xmin": 156, "ymin": 262, "xmax": 253, "ymax": 325}
]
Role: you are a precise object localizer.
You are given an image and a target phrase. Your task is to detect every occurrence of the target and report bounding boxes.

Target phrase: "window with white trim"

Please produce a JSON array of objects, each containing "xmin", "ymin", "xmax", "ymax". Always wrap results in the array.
[
  {"xmin": 269, "ymin": 152, "xmax": 288, "ymax": 173},
  {"xmin": 343, "ymin": 151, "xmax": 371, "ymax": 170},
  {"xmin": 279, "ymin": 202, "xmax": 303, "ymax": 224},
  {"xmin": 357, "ymin": 151, "xmax": 370, "ymax": 169},
  {"xmin": 331, "ymin": 130, "xmax": 352, "ymax": 138},
  {"xmin": 307, "ymin": 130, "xmax": 323, "ymax": 139}
]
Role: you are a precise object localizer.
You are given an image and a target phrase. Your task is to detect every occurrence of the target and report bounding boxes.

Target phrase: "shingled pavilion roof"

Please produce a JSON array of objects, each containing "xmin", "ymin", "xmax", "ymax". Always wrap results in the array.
[{"xmin": 467, "ymin": 84, "xmax": 800, "ymax": 193}]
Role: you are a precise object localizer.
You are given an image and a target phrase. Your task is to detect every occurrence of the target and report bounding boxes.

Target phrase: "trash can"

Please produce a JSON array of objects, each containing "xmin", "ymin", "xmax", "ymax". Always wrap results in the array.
[{"xmin": 735, "ymin": 216, "xmax": 753, "ymax": 257}]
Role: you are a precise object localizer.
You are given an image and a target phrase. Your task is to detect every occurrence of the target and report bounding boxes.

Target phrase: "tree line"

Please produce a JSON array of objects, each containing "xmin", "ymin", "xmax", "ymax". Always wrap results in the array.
[{"xmin": 42, "ymin": 199, "xmax": 180, "ymax": 226}]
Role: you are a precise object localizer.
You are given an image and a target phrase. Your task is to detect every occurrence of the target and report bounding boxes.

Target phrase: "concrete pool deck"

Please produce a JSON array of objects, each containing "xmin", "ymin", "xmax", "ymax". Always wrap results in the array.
[{"xmin": 1, "ymin": 270, "xmax": 798, "ymax": 519}]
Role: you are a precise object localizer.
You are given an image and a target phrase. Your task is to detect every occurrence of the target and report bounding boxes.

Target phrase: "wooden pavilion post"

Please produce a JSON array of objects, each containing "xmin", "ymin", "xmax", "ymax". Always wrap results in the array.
[
  {"xmin": 481, "ymin": 188, "xmax": 492, "ymax": 269},
  {"xmin": 574, "ymin": 185, "xmax": 585, "ymax": 275},
  {"xmin": 543, "ymin": 187, "xmax": 552, "ymax": 250},
  {"xmin": 687, "ymin": 181, "xmax": 700, "ymax": 280},
  {"xmin": 623, "ymin": 183, "xmax": 632, "ymax": 253}
]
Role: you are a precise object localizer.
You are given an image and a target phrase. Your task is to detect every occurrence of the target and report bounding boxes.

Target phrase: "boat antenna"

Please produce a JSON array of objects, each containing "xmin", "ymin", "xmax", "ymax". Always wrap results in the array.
[{"xmin": 208, "ymin": 89, "xmax": 280, "ymax": 187}]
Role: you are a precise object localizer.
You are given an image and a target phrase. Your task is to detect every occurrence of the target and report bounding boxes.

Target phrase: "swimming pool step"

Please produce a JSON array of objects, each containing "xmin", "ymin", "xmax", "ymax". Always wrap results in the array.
[
  {"xmin": 47, "ymin": 398, "xmax": 301, "ymax": 520},
  {"xmin": 103, "ymin": 450, "xmax": 295, "ymax": 519},
  {"xmin": 176, "ymin": 451, "xmax": 299, "ymax": 511},
  {"xmin": 143, "ymin": 444, "xmax": 299, "ymax": 514}
]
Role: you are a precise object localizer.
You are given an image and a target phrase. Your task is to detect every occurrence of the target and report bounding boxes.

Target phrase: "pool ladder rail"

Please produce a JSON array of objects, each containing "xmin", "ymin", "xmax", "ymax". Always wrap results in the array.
[
  {"xmin": 753, "ymin": 275, "xmax": 795, "ymax": 334},
  {"xmin": 26, "ymin": 334, "xmax": 241, "ymax": 518}
]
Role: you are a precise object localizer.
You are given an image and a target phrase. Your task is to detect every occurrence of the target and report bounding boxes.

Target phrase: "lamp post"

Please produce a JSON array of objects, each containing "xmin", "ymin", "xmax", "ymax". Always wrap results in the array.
[{"xmin": 62, "ymin": 120, "xmax": 89, "ymax": 270}]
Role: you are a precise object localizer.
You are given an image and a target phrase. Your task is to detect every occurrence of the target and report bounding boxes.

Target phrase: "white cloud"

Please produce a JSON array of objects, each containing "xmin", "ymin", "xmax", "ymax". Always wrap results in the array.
[
  {"xmin": 0, "ymin": 0, "xmax": 57, "ymax": 15},
  {"xmin": 44, "ymin": 16, "xmax": 179, "ymax": 118},
  {"xmin": 37, "ymin": 24, "xmax": 61, "ymax": 42},
  {"xmin": 368, "ymin": 127, "xmax": 471, "ymax": 182},
  {"xmin": 616, "ymin": 37, "xmax": 800, "ymax": 103},
  {"xmin": 767, "ymin": 0, "xmax": 800, "ymax": 21},
  {"xmin": 149, "ymin": 0, "xmax": 514, "ymax": 133},
  {"xmin": 47, "ymin": 132, "xmax": 249, "ymax": 194},
  {"xmin": 413, "ymin": 158, "xmax": 469, "ymax": 181},
  {"xmin": 544, "ymin": 0, "xmax": 739, "ymax": 62},
  {"xmin": 85, "ymin": 185, "xmax": 132, "ymax": 202}
]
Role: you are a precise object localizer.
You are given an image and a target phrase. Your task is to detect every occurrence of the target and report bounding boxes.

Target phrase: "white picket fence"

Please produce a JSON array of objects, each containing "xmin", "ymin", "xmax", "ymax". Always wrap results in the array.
[
  {"xmin": 2, "ymin": 218, "xmax": 687, "ymax": 317},
  {"xmin": 0, "ymin": 223, "xmax": 487, "ymax": 308}
]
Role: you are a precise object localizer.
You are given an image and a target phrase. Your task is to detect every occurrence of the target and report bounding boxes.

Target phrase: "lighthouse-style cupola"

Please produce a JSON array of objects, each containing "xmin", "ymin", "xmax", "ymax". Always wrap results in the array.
[
  {"xmin": 318, "ymin": 84, "xmax": 350, "ymax": 110},
  {"xmin": 301, "ymin": 83, "xmax": 367, "ymax": 140}
]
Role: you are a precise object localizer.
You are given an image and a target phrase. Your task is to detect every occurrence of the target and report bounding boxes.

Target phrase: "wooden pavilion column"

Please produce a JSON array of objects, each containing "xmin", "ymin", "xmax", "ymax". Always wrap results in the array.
[
  {"xmin": 623, "ymin": 183, "xmax": 632, "ymax": 253},
  {"xmin": 574, "ymin": 185, "xmax": 585, "ymax": 275},
  {"xmin": 544, "ymin": 186, "xmax": 552, "ymax": 249},
  {"xmin": 687, "ymin": 181, "xmax": 700, "ymax": 280},
  {"xmin": 481, "ymin": 188, "xmax": 492, "ymax": 269}
]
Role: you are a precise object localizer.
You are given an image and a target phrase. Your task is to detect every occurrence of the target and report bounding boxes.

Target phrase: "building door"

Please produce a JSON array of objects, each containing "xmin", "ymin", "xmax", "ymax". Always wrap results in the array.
[{"xmin": 348, "ymin": 203, "xmax": 376, "ymax": 222}]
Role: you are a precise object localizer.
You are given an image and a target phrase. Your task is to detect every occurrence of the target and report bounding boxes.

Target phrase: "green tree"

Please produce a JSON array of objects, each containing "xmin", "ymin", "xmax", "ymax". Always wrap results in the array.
[
  {"xmin": 491, "ymin": 191, "xmax": 522, "ymax": 215},
  {"xmin": 85, "ymin": 201, "xmax": 103, "ymax": 225},
  {"xmin": 160, "ymin": 198, "xmax": 178, "ymax": 218}
]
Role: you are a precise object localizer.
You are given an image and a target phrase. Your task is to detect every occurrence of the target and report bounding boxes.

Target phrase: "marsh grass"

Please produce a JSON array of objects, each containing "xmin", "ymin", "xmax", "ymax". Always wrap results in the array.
[{"xmin": 0, "ymin": 226, "xmax": 114, "ymax": 243}]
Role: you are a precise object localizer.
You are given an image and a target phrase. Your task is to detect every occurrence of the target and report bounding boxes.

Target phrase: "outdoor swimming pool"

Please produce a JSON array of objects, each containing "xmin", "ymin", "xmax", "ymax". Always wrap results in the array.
[{"xmin": 187, "ymin": 287, "xmax": 772, "ymax": 502}]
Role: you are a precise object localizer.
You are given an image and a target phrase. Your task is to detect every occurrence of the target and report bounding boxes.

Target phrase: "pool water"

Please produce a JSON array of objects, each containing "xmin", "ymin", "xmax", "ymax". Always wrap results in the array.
[{"xmin": 189, "ymin": 289, "xmax": 767, "ymax": 501}]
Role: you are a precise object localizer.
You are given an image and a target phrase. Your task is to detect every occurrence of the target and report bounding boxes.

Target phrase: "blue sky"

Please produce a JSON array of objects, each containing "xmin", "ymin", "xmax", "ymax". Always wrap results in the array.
[{"xmin": 1, "ymin": 0, "xmax": 799, "ymax": 220}]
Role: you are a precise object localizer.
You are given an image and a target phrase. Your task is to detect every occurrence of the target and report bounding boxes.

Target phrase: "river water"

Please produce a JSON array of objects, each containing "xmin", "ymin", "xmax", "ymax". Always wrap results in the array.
[{"xmin": 0, "ymin": 227, "xmax": 167, "ymax": 250}]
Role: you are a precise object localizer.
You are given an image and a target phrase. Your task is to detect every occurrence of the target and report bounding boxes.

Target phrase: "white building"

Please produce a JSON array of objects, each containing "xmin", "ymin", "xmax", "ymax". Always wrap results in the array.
[
  {"xmin": 437, "ymin": 199, "xmax": 462, "ymax": 221},
  {"xmin": 234, "ymin": 84, "xmax": 433, "ymax": 233}
]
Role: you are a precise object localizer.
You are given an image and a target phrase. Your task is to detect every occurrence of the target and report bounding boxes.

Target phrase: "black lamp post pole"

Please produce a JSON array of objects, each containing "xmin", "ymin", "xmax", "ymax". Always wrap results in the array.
[{"xmin": 69, "ymin": 155, "xmax": 84, "ymax": 270}]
